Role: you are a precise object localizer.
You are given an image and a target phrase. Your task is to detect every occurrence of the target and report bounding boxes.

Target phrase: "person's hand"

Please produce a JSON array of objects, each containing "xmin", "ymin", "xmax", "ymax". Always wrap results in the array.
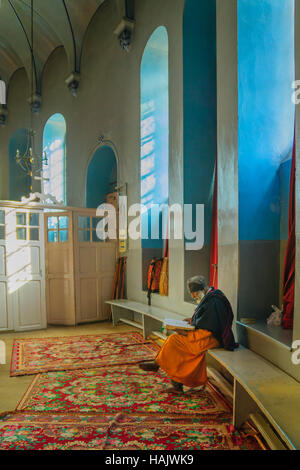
[{"xmin": 183, "ymin": 318, "xmax": 192, "ymax": 325}]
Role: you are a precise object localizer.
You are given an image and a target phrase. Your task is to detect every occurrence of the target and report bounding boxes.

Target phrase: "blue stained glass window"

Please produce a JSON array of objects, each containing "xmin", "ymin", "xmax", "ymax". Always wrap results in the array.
[{"xmin": 43, "ymin": 114, "xmax": 66, "ymax": 204}]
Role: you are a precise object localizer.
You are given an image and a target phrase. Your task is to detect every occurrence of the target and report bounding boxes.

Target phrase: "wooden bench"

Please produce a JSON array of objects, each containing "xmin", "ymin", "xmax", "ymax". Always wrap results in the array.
[
  {"xmin": 208, "ymin": 346, "xmax": 300, "ymax": 450},
  {"xmin": 106, "ymin": 299, "xmax": 184, "ymax": 341},
  {"xmin": 107, "ymin": 299, "xmax": 300, "ymax": 449}
]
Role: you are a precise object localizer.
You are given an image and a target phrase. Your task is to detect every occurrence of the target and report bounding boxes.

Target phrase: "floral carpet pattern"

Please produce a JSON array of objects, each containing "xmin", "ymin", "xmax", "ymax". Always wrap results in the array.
[
  {"xmin": 4, "ymin": 332, "xmax": 265, "ymax": 450},
  {"xmin": 16, "ymin": 365, "xmax": 230, "ymax": 416},
  {"xmin": 10, "ymin": 333, "xmax": 158, "ymax": 376},
  {"xmin": 0, "ymin": 412, "xmax": 262, "ymax": 450}
]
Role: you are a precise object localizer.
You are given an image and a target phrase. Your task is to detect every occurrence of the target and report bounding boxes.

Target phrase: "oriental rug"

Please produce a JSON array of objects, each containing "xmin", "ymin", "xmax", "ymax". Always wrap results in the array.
[
  {"xmin": 16, "ymin": 364, "xmax": 230, "ymax": 416},
  {"xmin": 0, "ymin": 412, "xmax": 263, "ymax": 451},
  {"xmin": 10, "ymin": 333, "xmax": 158, "ymax": 377}
]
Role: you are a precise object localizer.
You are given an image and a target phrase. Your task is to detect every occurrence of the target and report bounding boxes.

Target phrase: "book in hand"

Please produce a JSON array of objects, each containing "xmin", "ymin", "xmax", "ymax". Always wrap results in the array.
[{"xmin": 164, "ymin": 318, "xmax": 195, "ymax": 331}]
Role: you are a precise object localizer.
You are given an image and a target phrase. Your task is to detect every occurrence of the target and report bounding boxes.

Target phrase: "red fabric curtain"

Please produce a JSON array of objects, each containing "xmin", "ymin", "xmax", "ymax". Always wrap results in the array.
[
  {"xmin": 209, "ymin": 155, "xmax": 218, "ymax": 288},
  {"xmin": 282, "ymin": 138, "xmax": 296, "ymax": 330}
]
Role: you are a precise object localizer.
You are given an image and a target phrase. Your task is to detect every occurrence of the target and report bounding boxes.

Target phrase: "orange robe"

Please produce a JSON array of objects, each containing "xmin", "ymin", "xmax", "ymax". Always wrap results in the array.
[{"xmin": 156, "ymin": 329, "xmax": 219, "ymax": 387}]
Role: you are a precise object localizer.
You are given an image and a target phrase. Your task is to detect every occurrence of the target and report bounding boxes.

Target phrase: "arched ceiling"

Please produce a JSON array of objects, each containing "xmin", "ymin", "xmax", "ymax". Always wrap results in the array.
[{"xmin": 0, "ymin": 0, "xmax": 106, "ymax": 93}]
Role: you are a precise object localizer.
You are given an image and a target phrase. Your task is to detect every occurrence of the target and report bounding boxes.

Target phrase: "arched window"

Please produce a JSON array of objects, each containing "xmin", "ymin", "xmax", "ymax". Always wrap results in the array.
[
  {"xmin": 140, "ymin": 26, "xmax": 169, "ymax": 289},
  {"xmin": 42, "ymin": 113, "xmax": 66, "ymax": 204}
]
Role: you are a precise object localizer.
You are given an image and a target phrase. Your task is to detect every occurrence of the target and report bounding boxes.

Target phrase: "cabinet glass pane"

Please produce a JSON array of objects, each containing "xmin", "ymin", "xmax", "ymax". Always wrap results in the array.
[
  {"xmin": 78, "ymin": 230, "xmax": 90, "ymax": 242},
  {"xmin": 0, "ymin": 226, "xmax": 5, "ymax": 240},
  {"xmin": 29, "ymin": 213, "xmax": 39, "ymax": 227},
  {"xmin": 92, "ymin": 230, "xmax": 102, "ymax": 243},
  {"xmin": 0, "ymin": 211, "xmax": 4, "ymax": 225},
  {"xmin": 48, "ymin": 231, "xmax": 58, "ymax": 243},
  {"xmin": 59, "ymin": 230, "xmax": 69, "ymax": 243},
  {"xmin": 48, "ymin": 217, "xmax": 58, "ymax": 229},
  {"xmin": 59, "ymin": 216, "xmax": 69, "ymax": 229},
  {"xmin": 16, "ymin": 213, "xmax": 26, "ymax": 226},
  {"xmin": 16, "ymin": 228, "xmax": 26, "ymax": 240},
  {"xmin": 92, "ymin": 217, "xmax": 102, "ymax": 229},
  {"xmin": 78, "ymin": 216, "xmax": 90, "ymax": 229},
  {"xmin": 30, "ymin": 228, "xmax": 39, "ymax": 241}
]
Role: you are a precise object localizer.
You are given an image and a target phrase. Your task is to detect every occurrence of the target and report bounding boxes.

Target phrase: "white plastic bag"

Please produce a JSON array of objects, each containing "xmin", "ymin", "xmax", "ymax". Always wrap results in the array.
[{"xmin": 267, "ymin": 305, "xmax": 282, "ymax": 326}]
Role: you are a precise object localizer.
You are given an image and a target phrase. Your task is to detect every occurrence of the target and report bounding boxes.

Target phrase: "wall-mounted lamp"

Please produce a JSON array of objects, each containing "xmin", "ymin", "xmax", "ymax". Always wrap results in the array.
[{"xmin": 114, "ymin": 17, "xmax": 135, "ymax": 52}]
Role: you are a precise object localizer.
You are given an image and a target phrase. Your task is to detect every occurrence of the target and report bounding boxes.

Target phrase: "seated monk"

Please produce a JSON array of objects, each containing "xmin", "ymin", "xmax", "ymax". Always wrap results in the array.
[{"xmin": 139, "ymin": 275, "xmax": 237, "ymax": 393}]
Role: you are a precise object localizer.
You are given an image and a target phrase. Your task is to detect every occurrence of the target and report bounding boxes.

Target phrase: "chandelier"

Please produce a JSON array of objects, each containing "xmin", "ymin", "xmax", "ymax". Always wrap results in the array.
[{"xmin": 15, "ymin": 0, "xmax": 48, "ymax": 192}]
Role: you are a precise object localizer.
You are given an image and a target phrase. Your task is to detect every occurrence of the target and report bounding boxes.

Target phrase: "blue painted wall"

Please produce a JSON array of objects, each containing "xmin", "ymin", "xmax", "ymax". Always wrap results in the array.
[
  {"xmin": 238, "ymin": 0, "xmax": 295, "ymax": 319},
  {"xmin": 183, "ymin": 0, "xmax": 217, "ymax": 293},
  {"xmin": 9, "ymin": 128, "xmax": 31, "ymax": 201},
  {"xmin": 238, "ymin": 0, "xmax": 295, "ymax": 242},
  {"xmin": 183, "ymin": 0, "xmax": 216, "ymax": 243},
  {"xmin": 86, "ymin": 145, "xmax": 117, "ymax": 209}
]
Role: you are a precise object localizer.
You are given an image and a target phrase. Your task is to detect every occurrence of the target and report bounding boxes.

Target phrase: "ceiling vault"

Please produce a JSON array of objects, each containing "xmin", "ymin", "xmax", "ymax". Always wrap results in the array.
[{"xmin": 0, "ymin": 0, "xmax": 107, "ymax": 110}]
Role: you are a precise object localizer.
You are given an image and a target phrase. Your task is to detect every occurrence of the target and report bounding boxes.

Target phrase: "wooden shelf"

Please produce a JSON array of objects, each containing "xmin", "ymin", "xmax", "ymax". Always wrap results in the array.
[{"xmin": 119, "ymin": 318, "xmax": 143, "ymax": 330}]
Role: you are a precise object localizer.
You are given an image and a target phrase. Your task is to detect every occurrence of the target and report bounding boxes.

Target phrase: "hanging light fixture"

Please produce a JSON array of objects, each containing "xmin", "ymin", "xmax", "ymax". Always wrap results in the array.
[{"xmin": 15, "ymin": 0, "xmax": 48, "ymax": 192}]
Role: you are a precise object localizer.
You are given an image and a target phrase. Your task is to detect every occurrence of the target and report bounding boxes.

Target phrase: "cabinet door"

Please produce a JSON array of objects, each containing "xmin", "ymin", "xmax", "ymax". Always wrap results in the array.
[
  {"xmin": 6, "ymin": 209, "xmax": 46, "ymax": 332},
  {"xmin": 44, "ymin": 212, "xmax": 76, "ymax": 325},
  {"xmin": 74, "ymin": 212, "xmax": 117, "ymax": 324},
  {"xmin": 0, "ymin": 209, "xmax": 12, "ymax": 331}
]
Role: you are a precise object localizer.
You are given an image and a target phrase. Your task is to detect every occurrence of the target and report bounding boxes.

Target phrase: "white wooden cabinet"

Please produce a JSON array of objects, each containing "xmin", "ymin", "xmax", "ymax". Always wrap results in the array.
[
  {"xmin": 0, "ymin": 203, "xmax": 117, "ymax": 330},
  {"xmin": 0, "ymin": 206, "xmax": 46, "ymax": 332}
]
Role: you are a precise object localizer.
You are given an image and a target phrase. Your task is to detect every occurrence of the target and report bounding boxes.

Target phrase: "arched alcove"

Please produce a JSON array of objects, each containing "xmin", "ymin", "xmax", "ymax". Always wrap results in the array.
[
  {"xmin": 238, "ymin": 0, "xmax": 295, "ymax": 341},
  {"xmin": 43, "ymin": 113, "xmax": 66, "ymax": 204},
  {"xmin": 140, "ymin": 26, "xmax": 169, "ymax": 290},
  {"xmin": 9, "ymin": 128, "xmax": 31, "ymax": 201},
  {"xmin": 183, "ymin": 0, "xmax": 217, "ymax": 301},
  {"xmin": 86, "ymin": 145, "xmax": 117, "ymax": 209}
]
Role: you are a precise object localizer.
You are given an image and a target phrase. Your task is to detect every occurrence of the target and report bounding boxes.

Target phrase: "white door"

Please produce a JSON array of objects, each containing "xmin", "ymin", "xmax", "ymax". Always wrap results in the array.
[
  {"xmin": 6, "ymin": 208, "xmax": 46, "ymax": 332},
  {"xmin": 0, "ymin": 209, "xmax": 13, "ymax": 331}
]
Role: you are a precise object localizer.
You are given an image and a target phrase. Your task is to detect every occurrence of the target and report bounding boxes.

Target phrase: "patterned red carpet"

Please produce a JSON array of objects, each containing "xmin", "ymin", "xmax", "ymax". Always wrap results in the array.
[
  {"xmin": 10, "ymin": 333, "xmax": 158, "ymax": 376},
  {"xmin": 3, "ymin": 332, "xmax": 265, "ymax": 450},
  {"xmin": 16, "ymin": 365, "xmax": 230, "ymax": 415},
  {"xmin": 0, "ymin": 412, "xmax": 262, "ymax": 450}
]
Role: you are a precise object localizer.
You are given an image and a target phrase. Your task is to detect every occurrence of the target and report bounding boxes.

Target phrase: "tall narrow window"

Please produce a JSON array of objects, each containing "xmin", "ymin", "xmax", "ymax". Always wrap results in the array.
[
  {"xmin": 43, "ymin": 114, "xmax": 66, "ymax": 204},
  {"xmin": 140, "ymin": 26, "xmax": 169, "ymax": 289}
]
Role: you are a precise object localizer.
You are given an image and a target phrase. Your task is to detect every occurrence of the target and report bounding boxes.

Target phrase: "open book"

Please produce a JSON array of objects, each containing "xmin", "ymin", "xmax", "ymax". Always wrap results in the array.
[{"xmin": 164, "ymin": 318, "xmax": 195, "ymax": 331}]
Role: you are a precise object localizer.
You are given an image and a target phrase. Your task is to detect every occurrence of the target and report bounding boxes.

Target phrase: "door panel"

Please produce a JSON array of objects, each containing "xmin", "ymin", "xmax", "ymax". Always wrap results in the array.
[
  {"xmin": 0, "ymin": 282, "xmax": 8, "ymax": 329},
  {"xmin": 79, "ymin": 246, "xmax": 97, "ymax": 274},
  {"xmin": 48, "ymin": 278, "xmax": 74, "ymax": 324},
  {"xmin": 0, "ymin": 209, "xmax": 11, "ymax": 331},
  {"xmin": 5, "ymin": 209, "xmax": 47, "ymax": 332},
  {"xmin": 0, "ymin": 246, "xmax": 5, "ymax": 275},
  {"xmin": 74, "ymin": 212, "xmax": 117, "ymax": 324},
  {"xmin": 45, "ymin": 211, "xmax": 75, "ymax": 326},
  {"xmin": 16, "ymin": 281, "xmax": 43, "ymax": 328},
  {"xmin": 80, "ymin": 278, "xmax": 99, "ymax": 321}
]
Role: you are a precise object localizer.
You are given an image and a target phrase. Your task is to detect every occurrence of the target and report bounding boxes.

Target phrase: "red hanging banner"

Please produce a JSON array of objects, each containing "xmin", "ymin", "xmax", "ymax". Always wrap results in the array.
[{"xmin": 282, "ymin": 138, "xmax": 296, "ymax": 330}]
